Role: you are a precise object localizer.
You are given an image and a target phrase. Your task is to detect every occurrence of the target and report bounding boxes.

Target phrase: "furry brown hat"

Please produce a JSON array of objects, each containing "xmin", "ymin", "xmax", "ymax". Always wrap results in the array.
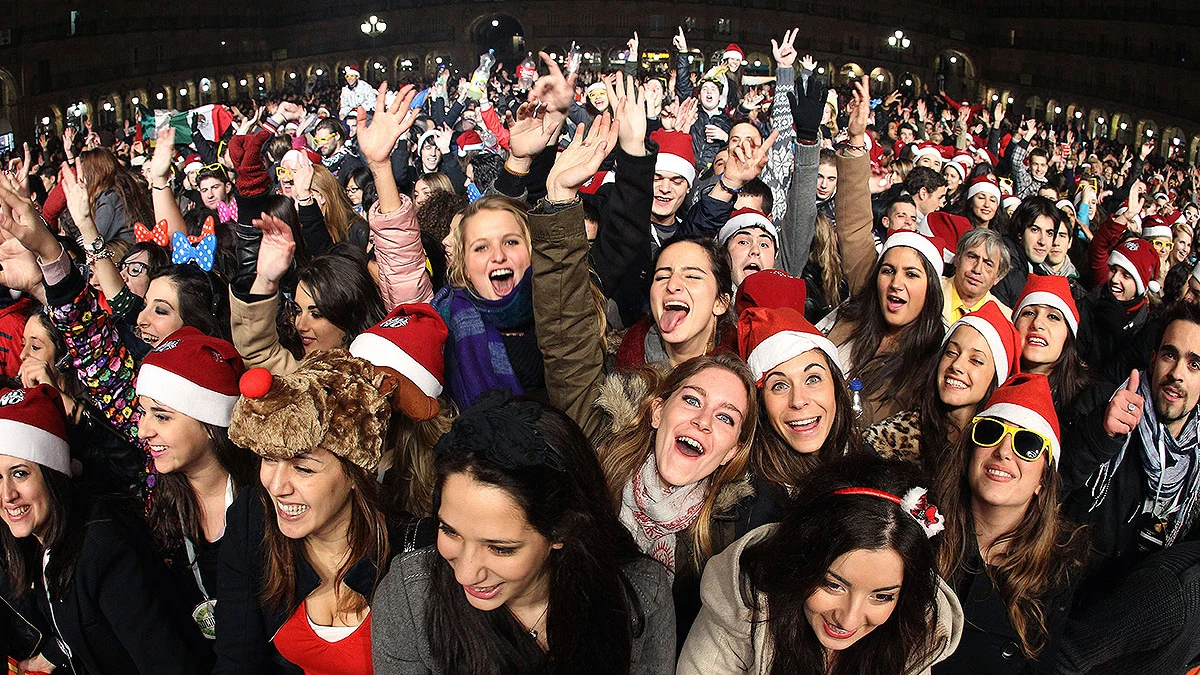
[{"xmin": 230, "ymin": 350, "xmax": 390, "ymax": 472}]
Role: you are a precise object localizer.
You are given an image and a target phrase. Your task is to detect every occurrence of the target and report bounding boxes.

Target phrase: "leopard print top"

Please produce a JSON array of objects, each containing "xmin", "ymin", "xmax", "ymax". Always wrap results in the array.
[{"xmin": 863, "ymin": 409, "xmax": 922, "ymax": 463}]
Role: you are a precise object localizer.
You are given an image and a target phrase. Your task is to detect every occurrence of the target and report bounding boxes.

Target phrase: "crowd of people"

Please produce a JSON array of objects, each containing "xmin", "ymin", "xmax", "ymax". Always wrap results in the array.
[{"xmin": 1, "ymin": 23, "xmax": 1199, "ymax": 675}]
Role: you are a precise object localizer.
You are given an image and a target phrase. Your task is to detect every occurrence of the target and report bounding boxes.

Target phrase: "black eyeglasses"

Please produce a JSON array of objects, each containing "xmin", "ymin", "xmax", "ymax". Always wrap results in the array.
[{"xmin": 120, "ymin": 261, "xmax": 149, "ymax": 278}]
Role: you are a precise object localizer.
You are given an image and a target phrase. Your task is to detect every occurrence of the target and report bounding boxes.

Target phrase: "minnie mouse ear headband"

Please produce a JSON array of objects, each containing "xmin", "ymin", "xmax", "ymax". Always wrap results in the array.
[
  {"xmin": 434, "ymin": 389, "xmax": 565, "ymax": 472},
  {"xmin": 832, "ymin": 486, "xmax": 945, "ymax": 538},
  {"xmin": 231, "ymin": 351, "xmax": 391, "ymax": 473}
]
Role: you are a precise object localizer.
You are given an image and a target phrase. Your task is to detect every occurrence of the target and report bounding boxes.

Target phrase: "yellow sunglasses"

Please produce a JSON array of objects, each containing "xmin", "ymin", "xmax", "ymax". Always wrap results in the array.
[
  {"xmin": 1152, "ymin": 239, "xmax": 1175, "ymax": 253},
  {"xmin": 970, "ymin": 416, "xmax": 1052, "ymax": 463},
  {"xmin": 275, "ymin": 166, "xmax": 293, "ymax": 180},
  {"xmin": 312, "ymin": 134, "xmax": 338, "ymax": 145}
]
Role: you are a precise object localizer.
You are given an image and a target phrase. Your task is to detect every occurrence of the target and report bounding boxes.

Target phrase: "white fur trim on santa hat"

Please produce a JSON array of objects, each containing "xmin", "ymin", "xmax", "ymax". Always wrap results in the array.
[
  {"xmin": 718, "ymin": 212, "xmax": 778, "ymax": 246},
  {"xmin": 747, "ymin": 330, "xmax": 843, "ymax": 382},
  {"xmin": 349, "ymin": 333, "xmax": 443, "ymax": 397},
  {"xmin": 1002, "ymin": 196, "xmax": 1022, "ymax": 212},
  {"xmin": 655, "ymin": 153, "xmax": 696, "ymax": 186},
  {"xmin": 1142, "ymin": 224, "xmax": 1173, "ymax": 240},
  {"xmin": 1055, "ymin": 199, "xmax": 1076, "ymax": 215},
  {"xmin": 136, "ymin": 363, "xmax": 239, "ymax": 427},
  {"xmin": 586, "ymin": 82, "xmax": 606, "ymax": 94},
  {"xmin": 0, "ymin": 419, "xmax": 70, "ymax": 475},
  {"xmin": 944, "ymin": 161, "xmax": 966, "ymax": 181},
  {"xmin": 1014, "ymin": 291, "xmax": 1079, "ymax": 335},
  {"xmin": 723, "ymin": 47, "xmax": 744, "ymax": 61},
  {"xmin": 1108, "ymin": 248, "xmax": 1148, "ymax": 296},
  {"xmin": 952, "ymin": 315, "xmax": 1012, "ymax": 384},
  {"xmin": 344, "ymin": 66, "xmax": 360, "ymax": 76},
  {"xmin": 977, "ymin": 401, "xmax": 1061, "ymax": 465},
  {"xmin": 882, "ymin": 231, "xmax": 944, "ymax": 277},
  {"xmin": 967, "ymin": 180, "xmax": 1002, "ymax": 202},
  {"xmin": 912, "ymin": 144, "xmax": 941, "ymax": 161}
]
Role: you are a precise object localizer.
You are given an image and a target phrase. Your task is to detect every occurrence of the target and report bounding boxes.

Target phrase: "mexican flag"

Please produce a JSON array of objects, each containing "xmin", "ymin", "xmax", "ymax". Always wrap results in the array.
[{"xmin": 139, "ymin": 104, "xmax": 233, "ymax": 145}]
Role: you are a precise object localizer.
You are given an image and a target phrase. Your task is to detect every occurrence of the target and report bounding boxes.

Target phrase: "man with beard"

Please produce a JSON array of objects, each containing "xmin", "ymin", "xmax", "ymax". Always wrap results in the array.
[
  {"xmin": 310, "ymin": 117, "xmax": 364, "ymax": 181},
  {"xmin": 1062, "ymin": 301, "xmax": 1200, "ymax": 595}
]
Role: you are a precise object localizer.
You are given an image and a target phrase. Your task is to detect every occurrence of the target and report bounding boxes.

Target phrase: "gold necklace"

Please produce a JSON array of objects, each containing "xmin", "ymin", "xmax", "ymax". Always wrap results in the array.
[{"xmin": 510, "ymin": 604, "xmax": 549, "ymax": 640}]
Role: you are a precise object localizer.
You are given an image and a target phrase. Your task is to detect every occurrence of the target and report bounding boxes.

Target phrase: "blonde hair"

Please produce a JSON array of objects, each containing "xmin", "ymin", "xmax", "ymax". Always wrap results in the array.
[
  {"xmin": 415, "ymin": 172, "xmax": 454, "ymax": 195},
  {"xmin": 445, "ymin": 195, "xmax": 531, "ymax": 292},
  {"xmin": 311, "ymin": 165, "xmax": 359, "ymax": 243},
  {"xmin": 811, "ymin": 211, "xmax": 844, "ymax": 310},
  {"xmin": 598, "ymin": 353, "xmax": 758, "ymax": 567},
  {"xmin": 890, "ymin": 158, "xmax": 915, "ymax": 183}
]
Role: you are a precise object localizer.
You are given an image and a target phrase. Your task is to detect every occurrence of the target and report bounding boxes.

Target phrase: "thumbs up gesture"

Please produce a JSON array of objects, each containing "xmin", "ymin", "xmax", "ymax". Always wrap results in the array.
[{"xmin": 1103, "ymin": 370, "xmax": 1145, "ymax": 438}]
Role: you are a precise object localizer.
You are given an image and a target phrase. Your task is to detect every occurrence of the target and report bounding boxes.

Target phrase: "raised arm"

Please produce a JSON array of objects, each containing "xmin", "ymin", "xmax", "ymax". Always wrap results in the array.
[
  {"xmin": 148, "ymin": 126, "xmax": 187, "ymax": 244},
  {"xmin": 835, "ymin": 76, "xmax": 879, "ymax": 295}
]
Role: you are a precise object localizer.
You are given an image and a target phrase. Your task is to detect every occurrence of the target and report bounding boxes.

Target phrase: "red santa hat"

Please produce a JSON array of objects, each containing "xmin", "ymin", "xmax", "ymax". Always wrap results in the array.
[
  {"xmin": 649, "ymin": 129, "xmax": 696, "ymax": 186},
  {"xmin": 183, "ymin": 153, "xmax": 204, "ymax": 174},
  {"xmin": 577, "ymin": 170, "xmax": 615, "ymax": 195},
  {"xmin": 943, "ymin": 160, "xmax": 966, "ymax": 183},
  {"xmin": 135, "ymin": 327, "xmax": 245, "ymax": 427},
  {"xmin": 0, "ymin": 385, "xmax": 71, "ymax": 475},
  {"xmin": 1012, "ymin": 275, "xmax": 1080, "ymax": 335},
  {"xmin": 966, "ymin": 176, "xmax": 1002, "ymax": 202},
  {"xmin": 1002, "ymin": 195, "xmax": 1022, "ymax": 213},
  {"xmin": 953, "ymin": 152, "xmax": 975, "ymax": 169},
  {"xmin": 349, "ymin": 303, "xmax": 447, "ymax": 400},
  {"xmin": 1141, "ymin": 215, "xmax": 1174, "ymax": 241},
  {"xmin": 944, "ymin": 300, "xmax": 1021, "ymax": 385},
  {"xmin": 734, "ymin": 268, "xmax": 807, "ymax": 316},
  {"xmin": 738, "ymin": 307, "xmax": 842, "ymax": 384},
  {"xmin": 718, "ymin": 208, "xmax": 778, "ymax": 246},
  {"xmin": 882, "ymin": 230, "xmax": 946, "ymax": 277},
  {"xmin": 911, "ymin": 142, "xmax": 942, "ymax": 164},
  {"xmin": 344, "ymin": 65, "xmax": 361, "ymax": 77},
  {"xmin": 723, "ymin": 44, "xmax": 745, "ymax": 62},
  {"xmin": 1108, "ymin": 238, "xmax": 1161, "ymax": 296},
  {"xmin": 976, "ymin": 373, "xmax": 1061, "ymax": 466},
  {"xmin": 922, "ymin": 212, "xmax": 972, "ymax": 265},
  {"xmin": 455, "ymin": 130, "xmax": 485, "ymax": 157}
]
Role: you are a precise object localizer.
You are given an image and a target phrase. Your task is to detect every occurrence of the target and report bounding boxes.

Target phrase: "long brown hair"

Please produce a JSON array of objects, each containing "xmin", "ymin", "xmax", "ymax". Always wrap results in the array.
[
  {"xmin": 259, "ymin": 457, "xmax": 390, "ymax": 615},
  {"xmin": 598, "ymin": 352, "xmax": 757, "ymax": 566},
  {"xmin": 311, "ymin": 164, "xmax": 362, "ymax": 243},
  {"xmin": 382, "ymin": 401, "xmax": 457, "ymax": 518},
  {"xmin": 752, "ymin": 350, "xmax": 861, "ymax": 489},
  {"xmin": 811, "ymin": 211, "xmax": 844, "ymax": 311},
  {"xmin": 934, "ymin": 430, "xmax": 1088, "ymax": 658},
  {"xmin": 79, "ymin": 147, "xmax": 152, "ymax": 226}
]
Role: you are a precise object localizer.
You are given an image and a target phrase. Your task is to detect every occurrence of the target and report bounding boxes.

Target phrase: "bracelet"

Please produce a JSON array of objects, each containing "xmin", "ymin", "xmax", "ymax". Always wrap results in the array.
[
  {"xmin": 843, "ymin": 142, "xmax": 867, "ymax": 153},
  {"xmin": 84, "ymin": 235, "xmax": 106, "ymax": 255},
  {"xmin": 505, "ymin": 161, "xmax": 530, "ymax": 177},
  {"xmin": 151, "ymin": 180, "xmax": 172, "ymax": 191},
  {"xmin": 717, "ymin": 175, "xmax": 742, "ymax": 195},
  {"xmin": 85, "ymin": 246, "xmax": 114, "ymax": 266}
]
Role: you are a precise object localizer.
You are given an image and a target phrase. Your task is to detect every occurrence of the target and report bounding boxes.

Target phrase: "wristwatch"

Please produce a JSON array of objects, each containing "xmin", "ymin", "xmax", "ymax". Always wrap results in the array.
[{"xmin": 84, "ymin": 235, "xmax": 106, "ymax": 255}]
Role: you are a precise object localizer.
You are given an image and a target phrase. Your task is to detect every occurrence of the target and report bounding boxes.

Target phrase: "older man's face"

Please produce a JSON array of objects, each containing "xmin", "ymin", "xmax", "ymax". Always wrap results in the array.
[{"xmin": 954, "ymin": 242, "xmax": 1002, "ymax": 299}]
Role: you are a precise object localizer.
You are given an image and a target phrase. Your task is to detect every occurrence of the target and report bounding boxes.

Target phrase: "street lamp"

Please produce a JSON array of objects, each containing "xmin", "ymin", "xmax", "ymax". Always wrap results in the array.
[
  {"xmin": 131, "ymin": 97, "xmax": 140, "ymax": 105},
  {"xmin": 361, "ymin": 15, "xmax": 387, "ymax": 37},
  {"xmin": 887, "ymin": 30, "xmax": 911, "ymax": 62}
]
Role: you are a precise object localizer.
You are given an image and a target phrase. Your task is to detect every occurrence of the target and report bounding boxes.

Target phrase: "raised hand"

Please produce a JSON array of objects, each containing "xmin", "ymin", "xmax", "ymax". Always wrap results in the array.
[
  {"xmin": 356, "ymin": 82, "xmax": 418, "ymax": 165},
  {"xmin": 771, "ymin": 29, "xmax": 799, "ymax": 69},
  {"xmin": 292, "ymin": 153, "xmax": 315, "ymax": 198},
  {"xmin": 675, "ymin": 97, "xmax": 699, "ymax": 134},
  {"xmin": 149, "ymin": 126, "xmax": 175, "ymax": 183},
  {"xmin": 0, "ymin": 177, "xmax": 58, "ymax": 261},
  {"xmin": 672, "ymin": 26, "xmax": 688, "ymax": 53},
  {"xmin": 529, "ymin": 52, "xmax": 577, "ymax": 114},
  {"xmin": 546, "ymin": 112, "xmax": 619, "ymax": 202},
  {"xmin": 915, "ymin": 98, "xmax": 928, "ymax": 121},
  {"xmin": 627, "ymin": 31, "xmax": 640, "ymax": 61},
  {"xmin": 250, "ymin": 213, "xmax": 296, "ymax": 295},
  {"xmin": 1104, "ymin": 370, "xmax": 1144, "ymax": 437},
  {"xmin": 789, "ymin": 72, "xmax": 829, "ymax": 142},
  {"xmin": 1140, "ymin": 140, "xmax": 1154, "ymax": 161},
  {"xmin": 0, "ymin": 237, "xmax": 43, "ymax": 295},
  {"xmin": 705, "ymin": 124, "xmax": 729, "ymax": 144},
  {"xmin": 846, "ymin": 76, "xmax": 870, "ymax": 147},
  {"xmin": 59, "ymin": 161, "xmax": 92, "ymax": 224},
  {"xmin": 800, "ymin": 54, "xmax": 817, "ymax": 73},
  {"xmin": 433, "ymin": 125, "xmax": 453, "ymax": 154},
  {"xmin": 508, "ymin": 102, "xmax": 566, "ymax": 160},
  {"xmin": 722, "ymin": 129, "xmax": 780, "ymax": 189},
  {"xmin": 608, "ymin": 72, "xmax": 647, "ymax": 157}
]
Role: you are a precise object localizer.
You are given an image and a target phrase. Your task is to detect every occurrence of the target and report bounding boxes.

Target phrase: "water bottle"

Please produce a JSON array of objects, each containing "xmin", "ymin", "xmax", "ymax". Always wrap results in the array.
[
  {"xmin": 517, "ymin": 52, "xmax": 538, "ymax": 91},
  {"xmin": 565, "ymin": 42, "xmax": 583, "ymax": 77},
  {"xmin": 469, "ymin": 49, "xmax": 496, "ymax": 99},
  {"xmin": 849, "ymin": 379, "xmax": 866, "ymax": 422}
]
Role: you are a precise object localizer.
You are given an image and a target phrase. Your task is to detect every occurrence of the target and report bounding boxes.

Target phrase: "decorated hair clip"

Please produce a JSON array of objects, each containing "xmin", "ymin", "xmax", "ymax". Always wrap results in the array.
[{"xmin": 832, "ymin": 486, "xmax": 946, "ymax": 538}]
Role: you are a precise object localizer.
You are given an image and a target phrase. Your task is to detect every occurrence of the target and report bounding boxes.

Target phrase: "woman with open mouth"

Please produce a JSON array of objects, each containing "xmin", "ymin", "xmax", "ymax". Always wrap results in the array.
[
  {"xmin": 433, "ymin": 194, "xmax": 542, "ymax": 408},
  {"xmin": 930, "ymin": 374, "xmax": 1086, "ymax": 675},
  {"xmin": 1011, "ymin": 276, "xmax": 1091, "ymax": 409},
  {"xmin": 371, "ymin": 392, "xmax": 675, "ymax": 675},
  {"xmin": 736, "ymin": 274, "xmax": 864, "ymax": 527},
  {"xmin": 217, "ymin": 351, "xmax": 407, "ymax": 675},
  {"xmin": 0, "ymin": 384, "xmax": 215, "ymax": 674},
  {"xmin": 866, "ymin": 300, "xmax": 1020, "ymax": 474},
  {"xmin": 821, "ymin": 229, "xmax": 947, "ymax": 425},
  {"xmin": 531, "ymin": 115, "xmax": 760, "ymax": 642},
  {"xmin": 678, "ymin": 455, "xmax": 962, "ymax": 675},
  {"xmin": 135, "ymin": 326, "xmax": 258, "ymax": 645}
]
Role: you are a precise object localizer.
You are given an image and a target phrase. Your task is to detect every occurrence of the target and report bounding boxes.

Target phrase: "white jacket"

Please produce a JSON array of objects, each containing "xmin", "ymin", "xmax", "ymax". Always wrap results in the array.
[{"xmin": 340, "ymin": 80, "xmax": 377, "ymax": 118}]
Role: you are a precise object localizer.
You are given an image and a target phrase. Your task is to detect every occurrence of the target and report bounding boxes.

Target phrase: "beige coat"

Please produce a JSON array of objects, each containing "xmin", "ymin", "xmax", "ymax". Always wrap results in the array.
[{"xmin": 677, "ymin": 524, "xmax": 963, "ymax": 675}]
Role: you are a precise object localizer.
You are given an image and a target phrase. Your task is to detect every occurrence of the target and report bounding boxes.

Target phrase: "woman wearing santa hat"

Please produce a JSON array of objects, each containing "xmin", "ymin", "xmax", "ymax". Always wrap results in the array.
[
  {"xmin": 135, "ymin": 326, "xmax": 258, "ymax": 642},
  {"xmin": 735, "ymin": 270, "xmax": 863, "ymax": 527},
  {"xmin": 0, "ymin": 385, "xmax": 215, "ymax": 674},
  {"xmin": 216, "ymin": 350, "xmax": 409, "ymax": 675},
  {"xmin": 1011, "ymin": 276, "xmax": 1090, "ymax": 408},
  {"xmin": 948, "ymin": 175, "xmax": 1008, "ymax": 231},
  {"xmin": 866, "ymin": 300, "xmax": 1021, "ymax": 472},
  {"xmin": 820, "ymin": 229, "xmax": 947, "ymax": 425},
  {"xmin": 931, "ymin": 373, "xmax": 1087, "ymax": 675},
  {"xmin": 1078, "ymin": 236, "xmax": 1159, "ymax": 368}
]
